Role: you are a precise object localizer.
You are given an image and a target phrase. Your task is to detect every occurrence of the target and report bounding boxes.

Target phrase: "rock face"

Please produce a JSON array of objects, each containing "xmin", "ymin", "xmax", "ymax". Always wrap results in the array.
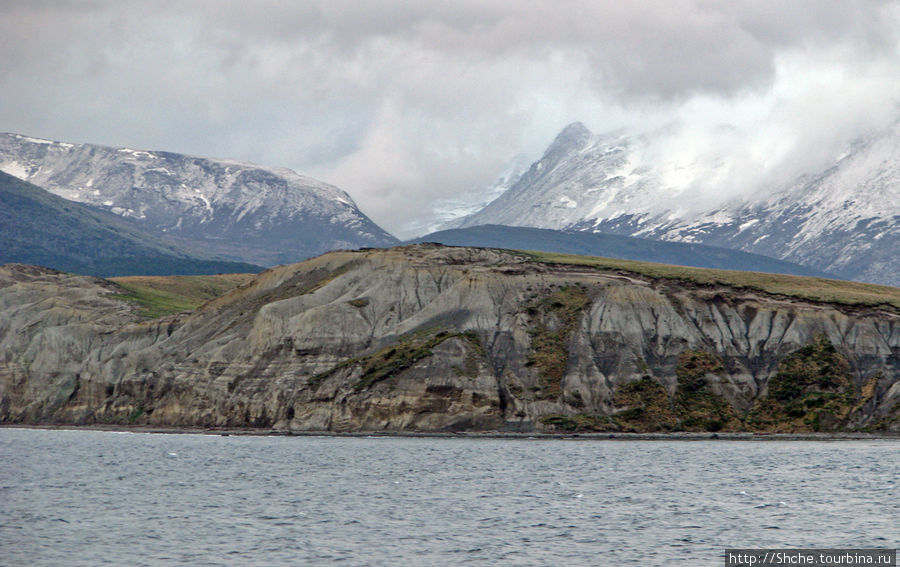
[
  {"xmin": 1, "ymin": 245, "xmax": 898, "ymax": 433},
  {"xmin": 0, "ymin": 133, "xmax": 399, "ymax": 266}
]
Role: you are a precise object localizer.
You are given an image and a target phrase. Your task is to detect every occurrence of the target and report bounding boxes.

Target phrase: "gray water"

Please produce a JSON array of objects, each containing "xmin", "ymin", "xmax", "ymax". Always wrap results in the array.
[{"xmin": 0, "ymin": 429, "xmax": 896, "ymax": 566}]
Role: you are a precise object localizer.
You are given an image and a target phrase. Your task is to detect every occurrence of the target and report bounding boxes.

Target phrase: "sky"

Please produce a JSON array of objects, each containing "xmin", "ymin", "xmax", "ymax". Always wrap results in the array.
[{"xmin": 2, "ymin": 1, "xmax": 899, "ymax": 238}]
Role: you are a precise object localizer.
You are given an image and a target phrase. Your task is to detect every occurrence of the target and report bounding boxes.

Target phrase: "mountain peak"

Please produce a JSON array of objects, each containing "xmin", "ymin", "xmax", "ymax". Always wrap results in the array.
[
  {"xmin": 543, "ymin": 122, "xmax": 594, "ymax": 159},
  {"xmin": 555, "ymin": 121, "xmax": 592, "ymax": 141},
  {"xmin": 453, "ymin": 120, "xmax": 899, "ymax": 286}
]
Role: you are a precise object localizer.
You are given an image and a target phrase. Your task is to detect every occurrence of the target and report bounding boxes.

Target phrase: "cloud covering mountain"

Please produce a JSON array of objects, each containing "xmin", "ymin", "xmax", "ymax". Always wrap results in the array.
[
  {"xmin": 452, "ymin": 120, "xmax": 900, "ymax": 285},
  {"xmin": 2, "ymin": 1, "xmax": 898, "ymax": 237}
]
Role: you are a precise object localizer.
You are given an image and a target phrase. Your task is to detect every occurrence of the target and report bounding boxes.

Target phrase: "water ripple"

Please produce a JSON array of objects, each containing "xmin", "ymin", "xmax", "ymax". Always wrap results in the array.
[{"xmin": 1, "ymin": 430, "xmax": 897, "ymax": 566}]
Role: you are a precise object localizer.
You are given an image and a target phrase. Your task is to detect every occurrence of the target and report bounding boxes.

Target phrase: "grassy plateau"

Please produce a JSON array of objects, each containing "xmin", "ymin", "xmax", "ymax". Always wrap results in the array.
[
  {"xmin": 111, "ymin": 273, "xmax": 255, "ymax": 319},
  {"xmin": 521, "ymin": 250, "xmax": 900, "ymax": 311}
]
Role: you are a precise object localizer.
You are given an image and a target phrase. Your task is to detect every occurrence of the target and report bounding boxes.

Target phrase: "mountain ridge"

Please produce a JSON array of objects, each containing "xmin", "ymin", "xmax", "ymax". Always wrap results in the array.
[
  {"xmin": 0, "ymin": 132, "xmax": 399, "ymax": 266},
  {"xmin": 0, "ymin": 171, "xmax": 262, "ymax": 277}
]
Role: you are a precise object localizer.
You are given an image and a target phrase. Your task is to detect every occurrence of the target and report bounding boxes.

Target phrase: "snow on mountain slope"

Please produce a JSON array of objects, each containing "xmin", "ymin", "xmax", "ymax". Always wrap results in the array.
[
  {"xmin": 456, "ymin": 121, "xmax": 900, "ymax": 285},
  {"xmin": 456, "ymin": 122, "xmax": 704, "ymax": 231},
  {"xmin": 427, "ymin": 153, "xmax": 532, "ymax": 234},
  {"xmin": 0, "ymin": 133, "xmax": 399, "ymax": 266},
  {"xmin": 642, "ymin": 125, "xmax": 900, "ymax": 284}
]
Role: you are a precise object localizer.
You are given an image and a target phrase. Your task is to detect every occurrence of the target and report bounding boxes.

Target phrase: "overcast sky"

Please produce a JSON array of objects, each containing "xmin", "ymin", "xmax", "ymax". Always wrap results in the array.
[{"xmin": 2, "ymin": 1, "xmax": 899, "ymax": 237}]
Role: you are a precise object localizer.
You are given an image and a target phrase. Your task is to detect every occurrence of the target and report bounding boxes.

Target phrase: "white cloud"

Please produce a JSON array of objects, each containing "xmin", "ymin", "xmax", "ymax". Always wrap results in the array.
[{"xmin": 1, "ymin": 1, "xmax": 898, "ymax": 237}]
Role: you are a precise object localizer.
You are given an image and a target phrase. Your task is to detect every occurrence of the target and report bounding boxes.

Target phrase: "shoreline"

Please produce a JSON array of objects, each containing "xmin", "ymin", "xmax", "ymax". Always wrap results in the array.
[{"xmin": 2, "ymin": 423, "xmax": 898, "ymax": 441}]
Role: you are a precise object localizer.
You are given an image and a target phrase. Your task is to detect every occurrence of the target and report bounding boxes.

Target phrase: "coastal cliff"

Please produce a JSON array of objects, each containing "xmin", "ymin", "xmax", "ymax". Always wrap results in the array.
[{"xmin": 2, "ymin": 245, "xmax": 898, "ymax": 433}]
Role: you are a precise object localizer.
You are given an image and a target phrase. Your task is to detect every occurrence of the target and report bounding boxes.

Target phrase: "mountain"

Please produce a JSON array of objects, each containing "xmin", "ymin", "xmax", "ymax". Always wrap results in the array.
[
  {"xmin": 453, "ymin": 122, "xmax": 900, "ymax": 285},
  {"xmin": 0, "ymin": 171, "xmax": 261, "ymax": 276},
  {"xmin": 424, "ymin": 154, "xmax": 532, "ymax": 234},
  {"xmin": 408, "ymin": 225, "xmax": 830, "ymax": 277},
  {"xmin": 2, "ymin": 245, "xmax": 898, "ymax": 432},
  {"xmin": 0, "ymin": 133, "xmax": 399, "ymax": 266}
]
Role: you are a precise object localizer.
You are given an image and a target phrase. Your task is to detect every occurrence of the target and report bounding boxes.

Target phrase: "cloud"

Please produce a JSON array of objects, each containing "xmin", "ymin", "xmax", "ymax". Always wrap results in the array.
[{"xmin": 1, "ymin": 1, "xmax": 898, "ymax": 236}]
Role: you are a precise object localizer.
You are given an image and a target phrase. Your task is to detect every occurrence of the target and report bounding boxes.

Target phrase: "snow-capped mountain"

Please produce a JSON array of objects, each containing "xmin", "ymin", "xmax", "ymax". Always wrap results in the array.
[
  {"xmin": 0, "ymin": 133, "xmax": 399, "ymax": 266},
  {"xmin": 455, "ymin": 122, "xmax": 900, "ymax": 286},
  {"xmin": 0, "ymin": 171, "xmax": 262, "ymax": 277}
]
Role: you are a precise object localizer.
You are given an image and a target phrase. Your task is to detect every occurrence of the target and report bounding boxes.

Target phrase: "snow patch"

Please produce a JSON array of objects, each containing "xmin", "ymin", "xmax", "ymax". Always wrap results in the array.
[
  {"xmin": 558, "ymin": 196, "xmax": 577, "ymax": 209},
  {"xmin": 0, "ymin": 161, "xmax": 29, "ymax": 178},
  {"xmin": 16, "ymin": 134, "xmax": 53, "ymax": 145},
  {"xmin": 738, "ymin": 219, "xmax": 759, "ymax": 232},
  {"xmin": 117, "ymin": 148, "xmax": 158, "ymax": 159}
]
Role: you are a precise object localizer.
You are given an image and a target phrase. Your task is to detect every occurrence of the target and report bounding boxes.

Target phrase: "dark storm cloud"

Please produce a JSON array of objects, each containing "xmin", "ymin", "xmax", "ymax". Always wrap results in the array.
[{"xmin": 1, "ymin": 1, "xmax": 898, "ymax": 236}]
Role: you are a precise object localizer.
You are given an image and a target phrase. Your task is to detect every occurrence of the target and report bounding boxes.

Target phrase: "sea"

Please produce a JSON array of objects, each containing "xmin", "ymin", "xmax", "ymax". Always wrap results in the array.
[{"xmin": 0, "ymin": 428, "xmax": 896, "ymax": 566}]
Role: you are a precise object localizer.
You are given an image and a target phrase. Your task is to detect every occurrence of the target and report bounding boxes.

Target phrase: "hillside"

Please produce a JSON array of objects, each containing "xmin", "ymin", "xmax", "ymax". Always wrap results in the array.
[
  {"xmin": 110, "ymin": 273, "xmax": 255, "ymax": 318},
  {"xmin": 1, "ymin": 244, "xmax": 897, "ymax": 433},
  {"xmin": 0, "ymin": 172, "xmax": 262, "ymax": 277}
]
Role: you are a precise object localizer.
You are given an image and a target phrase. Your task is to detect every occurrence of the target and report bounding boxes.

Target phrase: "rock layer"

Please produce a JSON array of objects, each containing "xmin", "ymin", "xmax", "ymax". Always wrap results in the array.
[{"xmin": 1, "ymin": 245, "xmax": 898, "ymax": 432}]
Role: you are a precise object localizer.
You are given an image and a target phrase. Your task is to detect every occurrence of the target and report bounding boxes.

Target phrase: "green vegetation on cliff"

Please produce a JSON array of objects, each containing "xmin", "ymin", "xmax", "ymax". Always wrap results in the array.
[
  {"xmin": 613, "ymin": 376, "xmax": 678, "ymax": 432},
  {"xmin": 111, "ymin": 274, "xmax": 254, "ymax": 318},
  {"xmin": 524, "ymin": 285, "xmax": 591, "ymax": 399},
  {"xmin": 541, "ymin": 337, "xmax": 879, "ymax": 434},
  {"xmin": 309, "ymin": 331, "xmax": 486, "ymax": 392},
  {"xmin": 673, "ymin": 350, "xmax": 742, "ymax": 432},
  {"xmin": 745, "ymin": 335, "xmax": 861, "ymax": 432}
]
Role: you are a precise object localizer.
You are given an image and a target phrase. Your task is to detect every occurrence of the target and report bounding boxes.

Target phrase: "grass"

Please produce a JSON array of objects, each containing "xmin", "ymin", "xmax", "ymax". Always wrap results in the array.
[
  {"xmin": 523, "ymin": 285, "xmax": 591, "ymax": 399},
  {"xmin": 520, "ymin": 250, "xmax": 900, "ymax": 311},
  {"xmin": 308, "ymin": 330, "xmax": 486, "ymax": 392},
  {"xmin": 110, "ymin": 273, "xmax": 254, "ymax": 318}
]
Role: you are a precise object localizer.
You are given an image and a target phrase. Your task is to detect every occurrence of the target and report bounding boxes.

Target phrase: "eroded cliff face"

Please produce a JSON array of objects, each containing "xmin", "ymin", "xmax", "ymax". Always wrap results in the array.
[{"xmin": 1, "ymin": 246, "xmax": 899, "ymax": 432}]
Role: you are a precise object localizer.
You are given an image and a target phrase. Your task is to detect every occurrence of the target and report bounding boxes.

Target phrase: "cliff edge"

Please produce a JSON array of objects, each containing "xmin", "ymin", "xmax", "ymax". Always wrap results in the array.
[{"xmin": 2, "ymin": 245, "xmax": 898, "ymax": 433}]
